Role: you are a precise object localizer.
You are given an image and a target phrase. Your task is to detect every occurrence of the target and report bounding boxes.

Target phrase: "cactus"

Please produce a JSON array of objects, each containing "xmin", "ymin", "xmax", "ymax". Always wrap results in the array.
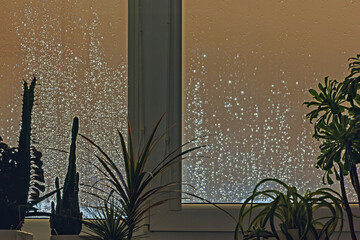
[
  {"xmin": 17, "ymin": 78, "xmax": 35, "ymax": 205},
  {"xmin": 50, "ymin": 117, "xmax": 82, "ymax": 235},
  {"xmin": 0, "ymin": 76, "xmax": 46, "ymax": 229}
]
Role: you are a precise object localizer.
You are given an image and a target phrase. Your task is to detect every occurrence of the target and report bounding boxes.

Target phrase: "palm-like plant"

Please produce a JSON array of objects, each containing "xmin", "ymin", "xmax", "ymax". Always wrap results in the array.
[
  {"xmin": 236, "ymin": 179, "xmax": 343, "ymax": 240},
  {"xmin": 315, "ymin": 115, "xmax": 360, "ymax": 176},
  {"xmin": 305, "ymin": 77, "xmax": 346, "ymax": 129},
  {"xmin": 304, "ymin": 55, "xmax": 360, "ymax": 240},
  {"xmin": 81, "ymin": 115, "xmax": 200, "ymax": 240}
]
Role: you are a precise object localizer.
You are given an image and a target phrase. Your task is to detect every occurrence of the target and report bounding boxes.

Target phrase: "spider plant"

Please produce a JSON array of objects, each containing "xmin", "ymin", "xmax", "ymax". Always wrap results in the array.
[
  {"xmin": 82, "ymin": 200, "xmax": 130, "ymax": 240},
  {"xmin": 236, "ymin": 178, "xmax": 343, "ymax": 240},
  {"xmin": 80, "ymin": 114, "xmax": 201, "ymax": 240}
]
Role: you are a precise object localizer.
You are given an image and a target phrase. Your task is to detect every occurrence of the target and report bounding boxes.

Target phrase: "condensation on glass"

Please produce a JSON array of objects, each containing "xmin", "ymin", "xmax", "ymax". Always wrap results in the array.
[
  {"xmin": 0, "ymin": 1, "xmax": 128, "ymax": 210},
  {"xmin": 182, "ymin": 0, "xmax": 360, "ymax": 203}
]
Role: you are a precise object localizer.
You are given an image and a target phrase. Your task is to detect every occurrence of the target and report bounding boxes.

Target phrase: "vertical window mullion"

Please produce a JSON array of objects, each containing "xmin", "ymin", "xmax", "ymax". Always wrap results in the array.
[{"xmin": 127, "ymin": 0, "xmax": 183, "ymax": 226}]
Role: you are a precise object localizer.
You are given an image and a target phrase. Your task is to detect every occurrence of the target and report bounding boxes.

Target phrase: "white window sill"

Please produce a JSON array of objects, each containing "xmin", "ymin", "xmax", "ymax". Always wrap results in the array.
[{"xmin": 150, "ymin": 203, "xmax": 360, "ymax": 233}]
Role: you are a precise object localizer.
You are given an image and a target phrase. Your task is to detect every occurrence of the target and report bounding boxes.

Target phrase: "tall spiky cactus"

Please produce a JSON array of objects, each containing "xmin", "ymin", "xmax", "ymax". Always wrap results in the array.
[
  {"xmin": 50, "ymin": 117, "xmax": 82, "ymax": 235},
  {"xmin": 17, "ymin": 78, "xmax": 36, "ymax": 206},
  {"xmin": 0, "ymin": 76, "xmax": 46, "ymax": 229}
]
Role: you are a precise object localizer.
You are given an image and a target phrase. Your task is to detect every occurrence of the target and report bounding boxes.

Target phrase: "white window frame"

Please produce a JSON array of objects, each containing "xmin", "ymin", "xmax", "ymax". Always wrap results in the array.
[
  {"xmin": 128, "ymin": 0, "xmax": 239, "ymax": 232},
  {"xmin": 127, "ymin": 0, "xmax": 182, "ymax": 211}
]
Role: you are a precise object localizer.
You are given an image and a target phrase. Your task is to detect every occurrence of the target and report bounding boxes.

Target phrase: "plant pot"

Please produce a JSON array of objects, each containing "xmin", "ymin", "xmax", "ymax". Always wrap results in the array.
[{"xmin": 0, "ymin": 230, "xmax": 33, "ymax": 240}]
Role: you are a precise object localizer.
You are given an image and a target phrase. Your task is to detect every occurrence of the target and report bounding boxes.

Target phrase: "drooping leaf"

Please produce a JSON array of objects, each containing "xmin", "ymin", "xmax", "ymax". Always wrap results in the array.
[{"xmin": 81, "ymin": 115, "xmax": 200, "ymax": 240}]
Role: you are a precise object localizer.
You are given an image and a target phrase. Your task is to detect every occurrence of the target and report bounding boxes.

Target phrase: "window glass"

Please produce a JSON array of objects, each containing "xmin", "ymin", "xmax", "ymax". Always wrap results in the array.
[
  {"xmin": 0, "ymin": 0, "xmax": 127, "ymax": 210},
  {"xmin": 182, "ymin": 0, "xmax": 360, "ymax": 203}
]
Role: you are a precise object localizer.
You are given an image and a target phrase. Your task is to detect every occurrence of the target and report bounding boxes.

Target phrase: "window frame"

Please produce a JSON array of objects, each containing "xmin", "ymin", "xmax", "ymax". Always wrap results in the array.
[
  {"xmin": 128, "ymin": 0, "xmax": 360, "ymax": 235},
  {"xmin": 126, "ymin": 0, "xmax": 256, "ymax": 233}
]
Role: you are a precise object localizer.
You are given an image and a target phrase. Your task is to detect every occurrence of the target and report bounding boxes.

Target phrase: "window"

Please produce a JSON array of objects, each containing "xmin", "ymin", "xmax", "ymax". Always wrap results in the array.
[
  {"xmin": 1, "ymin": 1, "xmax": 360, "ymax": 232},
  {"xmin": 182, "ymin": 0, "xmax": 360, "ymax": 203},
  {"xmin": 149, "ymin": 0, "xmax": 360, "ymax": 233},
  {"xmin": 0, "ymin": 2, "xmax": 359, "ymax": 239},
  {"xmin": 0, "ymin": 0, "xmax": 128, "ymax": 210}
]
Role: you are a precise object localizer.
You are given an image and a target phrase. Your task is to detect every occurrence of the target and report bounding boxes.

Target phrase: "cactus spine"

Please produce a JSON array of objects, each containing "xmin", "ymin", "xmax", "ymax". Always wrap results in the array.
[{"xmin": 50, "ymin": 117, "xmax": 82, "ymax": 235}]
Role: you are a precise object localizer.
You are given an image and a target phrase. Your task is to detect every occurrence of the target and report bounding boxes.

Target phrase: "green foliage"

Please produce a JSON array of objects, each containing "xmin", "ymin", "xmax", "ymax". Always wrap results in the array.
[
  {"xmin": 0, "ymin": 76, "xmax": 46, "ymax": 229},
  {"xmin": 81, "ymin": 114, "xmax": 200, "ymax": 240},
  {"xmin": 50, "ymin": 117, "xmax": 82, "ymax": 235},
  {"xmin": 305, "ymin": 80, "xmax": 360, "ymax": 184},
  {"xmin": 236, "ymin": 179, "xmax": 343, "ymax": 240},
  {"xmin": 304, "ymin": 55, "xmax": 360, "ymax": 184},
  {"xmin": 305, "ymin": 77, "xmax": 346, "ymax": 128},
  {"xmin": 315, "ymin": 115, "xmax": 360, "ymax": 182},
  {"xmin": 304, "ymin": 56, "xmax": 360, "ymax": 239},
  {"xmin": 243, "ymin": 226, "xmax": 274, "ymax": 240},
  {"xmin": 83, "ymin": 200, "xmax": 130, "ymax": 240}
]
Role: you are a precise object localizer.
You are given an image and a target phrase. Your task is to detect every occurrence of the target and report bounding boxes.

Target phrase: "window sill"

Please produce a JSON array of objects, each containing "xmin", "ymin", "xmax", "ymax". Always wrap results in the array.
[{"xmin": 150, "ymin": 203, "xmax": 360, "ymax": 233}]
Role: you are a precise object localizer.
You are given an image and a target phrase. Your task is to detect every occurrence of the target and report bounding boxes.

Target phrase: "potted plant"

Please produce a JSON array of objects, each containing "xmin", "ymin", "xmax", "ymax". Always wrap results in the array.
[
  {"xmin": 0, "ymin": 76, "xmax": 57, "ymax": 240},
  {"xmin": 50, "ymin": 117, "xmax": 83, "ymax": 239},
  {"xmin": 304, "ymin": 55, "xmax": 360, "ymax": 240},
  {"xmin": 80, "ymin": 114, "xmax": 201, "ymax": 240},
  {"xmin": 236, "ymin": 178, "xmax": 343, "ymax": 240}
]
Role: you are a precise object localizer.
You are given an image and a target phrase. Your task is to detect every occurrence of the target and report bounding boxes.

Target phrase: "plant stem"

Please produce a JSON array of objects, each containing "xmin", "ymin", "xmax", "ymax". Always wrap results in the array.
[
  {"xmin": 339, "ymin": 168, "xmax": 357, "ymax": 240},
  {"xmin": 350, "ymin": 164, "xmax": 360, "ymax": 209}
]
